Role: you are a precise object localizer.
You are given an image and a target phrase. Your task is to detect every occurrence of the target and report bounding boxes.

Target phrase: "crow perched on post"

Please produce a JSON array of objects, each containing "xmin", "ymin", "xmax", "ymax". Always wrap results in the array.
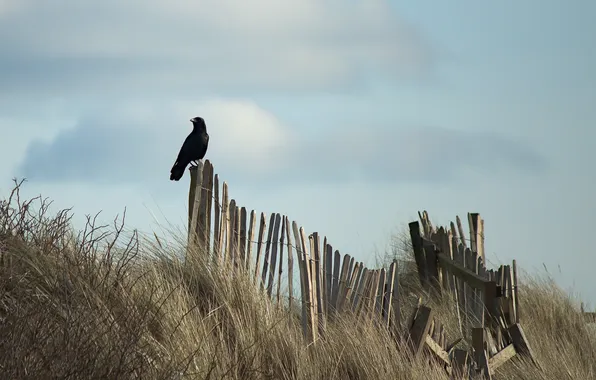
[{"xmin": 169, "ymin": 117, "xmax": 209, "ymax": 181}]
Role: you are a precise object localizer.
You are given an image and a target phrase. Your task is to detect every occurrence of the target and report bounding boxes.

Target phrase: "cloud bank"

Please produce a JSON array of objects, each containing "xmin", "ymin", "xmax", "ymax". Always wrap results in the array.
[
  {"xmin": 0, "ymin": 0, "xmax": 433, "ymax": 98},
  {"xmin": 16, "ymin": 100, "xmax": 546, "ymax": 186}
]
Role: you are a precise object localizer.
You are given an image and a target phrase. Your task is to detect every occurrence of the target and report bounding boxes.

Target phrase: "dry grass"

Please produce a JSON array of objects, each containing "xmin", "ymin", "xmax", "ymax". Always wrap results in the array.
[{"xmin": 0, "ymin": 182, "xmax": 594, "ymax": 379}]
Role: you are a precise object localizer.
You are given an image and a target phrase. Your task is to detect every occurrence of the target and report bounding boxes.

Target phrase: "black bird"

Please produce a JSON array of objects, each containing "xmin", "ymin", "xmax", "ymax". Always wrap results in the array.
[{"xmin": 170, "ymin": 116, "xmax": 209, "ymax": 181}]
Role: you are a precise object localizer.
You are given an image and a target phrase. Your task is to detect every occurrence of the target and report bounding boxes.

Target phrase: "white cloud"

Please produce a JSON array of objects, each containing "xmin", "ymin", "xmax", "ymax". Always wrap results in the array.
[
  {"xmin": 0, "ymin": 0, "xmax": 432, "ymax": 95},
  {"xmin": 177, "ymin": 99, "xmax": 294, "ymax": 174},
  {"xmin": 12, "ymin": 98, "xmax": 295, "ymax": 183}
]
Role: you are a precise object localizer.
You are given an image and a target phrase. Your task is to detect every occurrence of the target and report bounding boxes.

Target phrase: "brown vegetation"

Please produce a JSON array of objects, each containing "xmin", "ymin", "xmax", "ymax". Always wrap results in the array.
[{"xmin": 0, "ymin": 177, "xmax": 595, "ymax": 379}]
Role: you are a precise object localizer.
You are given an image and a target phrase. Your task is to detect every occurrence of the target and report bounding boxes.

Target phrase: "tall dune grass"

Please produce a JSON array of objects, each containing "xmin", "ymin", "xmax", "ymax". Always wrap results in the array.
[{"xmin": 0, "ymin": 182, "xmax": 594, "ymax": 379}]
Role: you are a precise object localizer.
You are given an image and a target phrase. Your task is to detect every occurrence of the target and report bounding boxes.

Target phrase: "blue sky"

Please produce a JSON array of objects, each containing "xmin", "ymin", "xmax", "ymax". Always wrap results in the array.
[{"xmin": 1, "ymin": 1, "xmax": 594, "ymax": 302}]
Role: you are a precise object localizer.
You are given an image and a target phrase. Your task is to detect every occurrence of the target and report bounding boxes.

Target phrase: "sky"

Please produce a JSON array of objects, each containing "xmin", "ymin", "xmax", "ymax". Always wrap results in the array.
[{"xmin": 1, "ymin": 1, "xmax": 595, "ymax": 303}]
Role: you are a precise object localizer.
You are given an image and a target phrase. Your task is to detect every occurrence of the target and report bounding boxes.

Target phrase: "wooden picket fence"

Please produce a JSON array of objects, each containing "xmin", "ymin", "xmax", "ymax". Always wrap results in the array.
[
  {"xmin": 186, "ymin": 160, "xmax": 401, "ymax": 345},
  {"xmin": 185, "ymin": 160, "xmax": 539, "ymax": 379},
  {"xmin": 409, "ymin": 212, "xmax": 539, "ymax": 378}
]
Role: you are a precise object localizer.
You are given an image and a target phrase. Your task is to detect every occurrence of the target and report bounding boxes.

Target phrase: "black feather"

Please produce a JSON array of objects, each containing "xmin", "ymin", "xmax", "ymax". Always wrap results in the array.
[{"xmin": 170, "ymin": 117, "xmax": 209, "ymax": 181}]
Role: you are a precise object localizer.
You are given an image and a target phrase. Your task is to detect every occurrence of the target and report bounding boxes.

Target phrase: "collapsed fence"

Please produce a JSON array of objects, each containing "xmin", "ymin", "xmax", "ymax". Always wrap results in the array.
[{"xmin": 185, "ymin": 160, "xmax": 539, "ymax": 379}]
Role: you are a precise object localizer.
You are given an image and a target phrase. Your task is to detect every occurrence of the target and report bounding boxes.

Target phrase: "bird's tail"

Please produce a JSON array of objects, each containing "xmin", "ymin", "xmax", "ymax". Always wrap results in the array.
[{"xmin": 170, "ymin": 162, "xmax": 186, "ymax": 181}]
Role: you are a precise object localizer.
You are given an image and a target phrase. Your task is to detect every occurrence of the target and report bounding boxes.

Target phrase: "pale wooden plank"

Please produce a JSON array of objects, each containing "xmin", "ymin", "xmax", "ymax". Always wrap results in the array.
[
  {"xmin": 204, "ymin": 161, "xmax": 214, "ymax": 255},
  {"xmin": 352, "ymin": 267, "xmax": 368, "ymax": 312},
  {"xmin": 300, "ymin": 226, "xmax": 317, "ymax": 342},
  {"xmin": 503, "ymin": 265, "xmax": 512, "ymax": 325},
  {"xmin": 477, "ymin": 215, "xmax": 485, "ymax": 264},
  {"xmin": 217, "ymin": 181, "xmax": 228, "ymax": 264},
  {"xmin": 335, "ymin": 253, "xmax": 351, "ymax": 312},
  {"xmin": 488, "ymin": 344, "xmax": 517, "ymax": 375},
  {"xmin": 424, "ymin": 335, "xmax": 450, "ymax": 366},
  {"xmin": 276, "ymin": 215, "xmax": 285, "ymax": 304},
  {"xmin": 197, "ymin": 161, "xmax": 211, "ymax": 247},
  {"xmin": 212, "ymin": 174, "xmax": 221, "ymax": 260},
  {"xmin": 354, "ymin": 269, "xmax": 370, "ymax": 316},
  {"xmin": 226, "ymin": 199, "xmax": 236, "ymax": 264},
  {"xmin": 390, "ymin": 262, "xmax": 400, "ymax": 332},
  {"xmin": 383, "ymin": 262, "xmax": 396, "ymax": 328},
  {"xmin": 508, "ymin": 323, "xmax": 540, "ymax": 369},
  {"xmin": 285, "ymin": 216, "xmax": 294, "ymax": 312},
  {"xmin": 291, "ymin": 220, "xmax": 310, "ymax": 341},
  {"xmin": 188, "ymin": 163, "xmax": 203, "ymax": 252},
  {"xmin": 512, "ymin": 259, "xmax": 519, "ymax": 323},
  {"xmin": 344, "ymin": 261, "xmax": 361, "ymax": 311},
  {"xmin": 245, "ymin": 210, "xmax": 256, "ymax": 271},
  {"xmin": 253, "ymin": 213, "xmax": 266, "ymax": 284},
  {"xmin": 331, "ymin": 249, "xmax": 341, "ymax": 311},
  {"xmin": 310, "ymin": 233, "xmax": 325, "ymax": 332},
  {"xmin": 375, "ymin": 268, "xmax": 386, "ymax": 316},
  {"xmin": 187, "ymin": 165, "xmax": 199, "ymax": 236},
  {"xmin": 456, "ymin": 215, "xmax": 467, "ymax": 248},
  {"xmin": 234, "ymin": 205, "xmax": 240, "ymax": 266}
]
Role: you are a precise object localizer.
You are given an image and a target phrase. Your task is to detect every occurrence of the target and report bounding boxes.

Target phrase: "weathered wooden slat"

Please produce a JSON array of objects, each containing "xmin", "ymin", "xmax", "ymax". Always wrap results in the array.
[
  {"xmin": 424, "ymin": 335, "xmax": 450, "ymax": 366},
  {"xmin": 435, "ymin": 244, "xmax": 490, "ymax": 291},
  {"xmin": 276, "ymin": 215, "xmax": 286, "ymax": 304},
  {"xmin": 292, "ymin": 221, "xmax": 310, "ymax": 342},
  {"xmin": 408, "ymin": 305, "xmax": 433, "ymax": 358},
  {"xmin": 261, "ymin": 213, "xmax": 276, "ymax": 289},
  {"xmin": 345, "ymin": 262, "xmax": 361, "ymax": 310},
  {"xmin": 331, "ymin": 249, "xmax": 341, "ymax": 311},
  {"xmin": 352, "ymin": 267, "xmax": 368, "ymax": 312},
  {"xmin": 212, "ymin": 174, "xmax": 221, "ymax": 259},
  {"xmin": 204, "ymin": 161, "xmax": 214, "ymax": 254},
  {"xmin": 266, "ymin": 214, "xmax": 281, "ymax": 297},
  {"xmin": 375, "ymin": 268, "xmax": 386, "ymax": 316},
  {"xmin": 285, "ymin": 216, "xmax": 294, "ymax": 312},
  {"xmin": 512, "ymin": 260, "xmax": 519, "ymax": 323},
  {"xmin": 299, "ymin": 226, "xmax": 317, "ymax": 342},
  {"xmin": 456, "ymin": 215, "xmax": 467, "ymax": 248},
  {"xmin": 188, "ymin": 163, "xmax": 203, "ymax": 253},
  {"xmin": 409, "ymin": 221, "xmax": 427, "ymax": 288},
  {"xmin": 508, "ymin": 323, "xmax": 540, "ymax": 369},
  {"xmin": 253, "ymin": 213, "xmax": 266, "ymax": 284},
  {"xmin": 383, "ymin": 261, "xmax": 396, "ymax": 328},
  {"xmin": 324, "ymin": 242, "xmax": 333, "ymax": 318},
  {"xmin": 217, "ymin": 182, "xmax": 228, "ymax": 264},
  {"xmin": 310, "ymin": 233, "xmax": 325, "ymax": 323},
  {"xmin": 245, "ymin": 210, "xmax": 256, "ymax": 271},
  {"xmin": 488, "ymin": 344, "xmax": 517, "ymax": 375},
  {"xmin": 239, "ymin": 207, "xmax": 247, "ymax": 264},
  {"xmin": 335, "ymin": 253, "xmax": 351, "ymax": 312},
  {"xmin": 234, "ymin": 205, "xmax": 240, "ymax": 264},
  {"xmin": 197, "ymin": 161, "xmax": 211, "ymax": 248},
  {"xmin": 368, "ymin": 269, "xmax": 381, "ymax": 318},
  {"xmin": 227, "ymin": 200, "xmax": 236, "ymax": 264}
]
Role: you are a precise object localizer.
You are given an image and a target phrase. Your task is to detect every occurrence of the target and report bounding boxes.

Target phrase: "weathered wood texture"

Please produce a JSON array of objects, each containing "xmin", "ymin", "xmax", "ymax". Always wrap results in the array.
[{"xmin": 185, "ymin": 163, "xmax": 538, "ymax": 378}]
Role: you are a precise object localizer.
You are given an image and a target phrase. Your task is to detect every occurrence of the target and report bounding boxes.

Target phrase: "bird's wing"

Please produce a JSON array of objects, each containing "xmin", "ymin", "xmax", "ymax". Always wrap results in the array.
[
  {"xmin": 197, "ymin": 133, "xmax": 209, "ymax": 159},
  {"xmin": 173, "ymin": 133, "xmax": 195, "ymax": 165}
]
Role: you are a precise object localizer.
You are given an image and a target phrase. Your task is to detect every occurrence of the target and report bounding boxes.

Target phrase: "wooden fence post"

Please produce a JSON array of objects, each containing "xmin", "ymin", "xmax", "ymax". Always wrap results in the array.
[{"xmin": 409, "ymin": 221, "xmax": 428, "ymax": 289}]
